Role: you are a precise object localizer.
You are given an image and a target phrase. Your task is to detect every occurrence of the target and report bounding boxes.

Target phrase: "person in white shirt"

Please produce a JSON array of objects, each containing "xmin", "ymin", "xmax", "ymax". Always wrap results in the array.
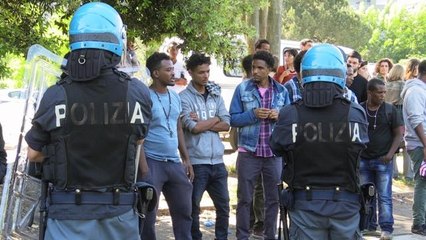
[{"xmin": 167, "ymin": 42, "xmax": 189, "ymax": 93}]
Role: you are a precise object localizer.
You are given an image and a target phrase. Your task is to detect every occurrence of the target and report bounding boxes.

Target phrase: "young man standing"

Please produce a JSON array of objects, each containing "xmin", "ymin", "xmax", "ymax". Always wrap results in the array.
[
  {"xmin": 347, "ymin": 51, "xmax": 368, "ymax": 103},
  {"xmin": 180, "ymin": 53, "xmax": 230, "ymax": 240},
  {"xmin": 230, "ymin": 50, "xmax": 289, "ymax": 240},
  {"xmin": 344, "ymin": 64, "xmax": 359, "ymax": 103},
  {"xmin": 141, "ymin": 52, "xmax": 194, "ymax": 240},
  {"xmin": 254, "ymin": 39, "xmax": 271, "ymax": 52},
  {"xmin": 360, "ymin": 79, "xmax": 403, "ymax": 240},
  {"xmin": 401, "ymin": 60, "xmax": 426, "ymax": 236}
]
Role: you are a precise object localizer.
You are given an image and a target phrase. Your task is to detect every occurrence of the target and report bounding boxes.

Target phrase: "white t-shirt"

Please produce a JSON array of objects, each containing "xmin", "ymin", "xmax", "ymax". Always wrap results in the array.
[
  {"xmin": 173, "ymin": 61, "xmax": 188, "ymax": 79},
  {"xmin": 168, "ymin": 60, "xmax": 189, "ymax": 93}
]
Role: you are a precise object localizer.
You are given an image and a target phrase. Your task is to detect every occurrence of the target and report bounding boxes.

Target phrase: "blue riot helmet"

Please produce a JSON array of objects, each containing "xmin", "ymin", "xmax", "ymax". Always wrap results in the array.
[
  {"xmin": 69, "ymin": 2, "xmax": 126, "ymax": 57},
  {"xmin": 301, "ymin": 44, "xmax": 346, "ymax": 89}
]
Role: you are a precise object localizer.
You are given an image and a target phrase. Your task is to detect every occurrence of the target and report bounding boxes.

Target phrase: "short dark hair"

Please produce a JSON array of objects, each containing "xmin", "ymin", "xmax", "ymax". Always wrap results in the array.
[
  {"xmin": 146, "ymin": 52, "xmax": 170, "ymax": 74},
  {"xmin": 418, "ymin": 60, "xmax": 426, "ymax": 77},
  {"xmin": 242, "ymin": 54, "xmax": 253, "ymax": 76},
  {"xmin": 253, "ymin": 50, "xmax": 275, "ymax": 69},
  {"xmin": 367, "ymin": 78, "xmax": 385, "ymax": 91},
  {"xmin": 186, "ymin": 53, "xmax": 211, "ymax": 71},
  {"xmin": 255, "ymin": 39, "xmax": 270, "ymax": 50},
  {"xmin": 294, "ymin": 50, "xmax": 307, "ymax": 73},
  {"xmin": 347, "ymin": 50, "xmax": 362, "ymax": 63},
  {"xmin": 283, "ymin": 48, "xmax": 298, "ymax": 58}
]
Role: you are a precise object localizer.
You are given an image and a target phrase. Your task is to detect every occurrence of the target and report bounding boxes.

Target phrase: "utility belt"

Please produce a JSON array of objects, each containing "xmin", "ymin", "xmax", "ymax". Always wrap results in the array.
[
  {"xmin": 280, "ymin": 186, "xmax": 359, "ymax": 211},
  {"xmin": 280, "ymin": 184, "xmax": 376, "ymax": 231},
  {"xmin": 50, "ymin": 189, "xmax": 137, "ymax": 205},
  {"xmin": 294, "ymin": 187, "xmax": 359, "ymax": 203}
]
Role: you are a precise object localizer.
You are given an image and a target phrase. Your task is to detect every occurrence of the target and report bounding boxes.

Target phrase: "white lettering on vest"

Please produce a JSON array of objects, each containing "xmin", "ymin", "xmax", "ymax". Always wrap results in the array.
[
  {"xmin": 292, "ymin": 123, "xmax": 297, "ymax": 143},
  {"xmin": 292, "ymin": 122, "xmax": 361, "ymax": 143},
  {"xmin": 54, "ymin": 102, "xmax": 144, "ymax": 126},
  {"xmin": 351, "ymin": 122, "xmax": 361, "ymax": 142},
  {"xmin": 130, "ymin": 102, "xmax": 144, "ymax": 124},
  {"xmin": 55, "ymin": 104, "xmax": 66, "ymax": 127}
]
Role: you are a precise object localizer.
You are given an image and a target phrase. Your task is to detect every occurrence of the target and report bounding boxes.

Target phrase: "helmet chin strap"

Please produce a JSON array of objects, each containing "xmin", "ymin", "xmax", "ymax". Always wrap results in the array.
[
  {"xmin": 66, "ymin": 49, "xmax": 121, "ymax": 82},
  {"xmin": 303, "ymin": 82, "xmax": 345, "ymax": 108}
]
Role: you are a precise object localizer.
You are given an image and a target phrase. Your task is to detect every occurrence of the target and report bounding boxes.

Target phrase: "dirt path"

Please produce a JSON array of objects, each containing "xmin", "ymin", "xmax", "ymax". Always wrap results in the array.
[{"xmin": 154, "ymin": 178, "xmax": 415, "ymax": 240}]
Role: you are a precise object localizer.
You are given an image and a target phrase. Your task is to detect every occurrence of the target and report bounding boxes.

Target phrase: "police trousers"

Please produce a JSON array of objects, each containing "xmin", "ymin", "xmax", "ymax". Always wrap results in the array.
[
  {"xmin": 289, "ymin": 192, "xmax": 362, "ymax": 240},
  {"xmin": 44, "ymin": 209, "xmax": 140, "ymax": 240}
]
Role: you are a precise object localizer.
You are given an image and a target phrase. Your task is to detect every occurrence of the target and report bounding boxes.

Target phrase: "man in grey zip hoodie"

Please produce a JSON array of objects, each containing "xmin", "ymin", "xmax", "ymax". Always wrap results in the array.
[
  {"xmin": 401, "ymin": 59, "xmax": 426, "ymax": 236},
  {"xmin": 180, "ymin": 53, "xmax": 231, "ymax": 240}
]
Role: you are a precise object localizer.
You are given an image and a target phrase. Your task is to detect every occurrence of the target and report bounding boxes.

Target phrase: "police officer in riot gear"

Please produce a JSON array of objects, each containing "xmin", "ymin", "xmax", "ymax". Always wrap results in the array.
[
  {"xmin": 25, "ymin": 2, "xmax": 152, "ymax": 239},
  {"xmin": 270, "ymin": 44, "xmax": 369, "ymax": 239}
]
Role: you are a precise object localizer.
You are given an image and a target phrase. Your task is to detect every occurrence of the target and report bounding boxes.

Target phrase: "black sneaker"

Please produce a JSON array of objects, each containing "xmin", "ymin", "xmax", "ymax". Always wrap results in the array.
[{"xmin": 411, "ymin": 224, "xmax": 426, "ymax": 235}]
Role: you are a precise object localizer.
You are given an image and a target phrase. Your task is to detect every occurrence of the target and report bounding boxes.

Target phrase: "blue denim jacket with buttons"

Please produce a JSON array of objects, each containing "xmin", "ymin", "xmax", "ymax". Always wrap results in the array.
[{"xmin": 229, "ymin": 77, "xmax": 290, "ymax": 152}]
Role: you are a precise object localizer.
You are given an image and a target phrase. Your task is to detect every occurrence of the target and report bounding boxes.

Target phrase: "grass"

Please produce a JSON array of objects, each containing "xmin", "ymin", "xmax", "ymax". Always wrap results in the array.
[
  {"xmin": 226, "ymin": 164, "xmax": 237, "ymax": 177},
  {"xmin": 393, "ymin": 174, "xmax": 415, "ymax": 187}
]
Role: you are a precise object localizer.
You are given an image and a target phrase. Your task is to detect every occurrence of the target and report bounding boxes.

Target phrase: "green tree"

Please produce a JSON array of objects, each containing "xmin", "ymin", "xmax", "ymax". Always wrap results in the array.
[
  {"xmin": 245, "ymin": 0, "xmax": 282, "ymax": 56},
  {"xmin": 0, "ymin": 0, "xmax": 254, "ymax": 81},
  {"xmin": 115, "ymin": 0, "xmax": 253, "ymax": 58},
  {"xmin": 359, "ymin": 3, "xmax": 426, "ymax": 62},
  {"xmin": 281, "ymin": 0, "xmax": 371, "ymax": 50},
  {"xmin": 0, "ymin": 1, "xmax": 70, "ymax": 85}
]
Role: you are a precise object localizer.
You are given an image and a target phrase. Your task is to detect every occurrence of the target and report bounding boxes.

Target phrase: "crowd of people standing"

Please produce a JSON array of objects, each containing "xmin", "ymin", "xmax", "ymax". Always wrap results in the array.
[{"xmin": 3, "ymin": 2, "xmax": 424, "ymax": 240}]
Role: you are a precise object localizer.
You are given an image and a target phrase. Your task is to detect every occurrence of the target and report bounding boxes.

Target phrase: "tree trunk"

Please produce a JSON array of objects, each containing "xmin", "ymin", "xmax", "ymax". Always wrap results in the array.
[
  {"xmin": 266, "ymin": 0, "xmax": 282, "ymax": 58},
  {"xmin": 247, "ymin": 6, "xmax": 260, "ymax": 54},
  {"xmin": 259, "ymin": 7, "xmax": 268, "ymax": 39}
]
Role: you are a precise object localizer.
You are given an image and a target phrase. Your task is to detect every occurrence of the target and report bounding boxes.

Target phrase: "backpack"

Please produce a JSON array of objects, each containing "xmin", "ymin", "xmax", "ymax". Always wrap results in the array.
[{"xmin": 384, "ymin": 103, "xmax": 405, "ymax": 153}]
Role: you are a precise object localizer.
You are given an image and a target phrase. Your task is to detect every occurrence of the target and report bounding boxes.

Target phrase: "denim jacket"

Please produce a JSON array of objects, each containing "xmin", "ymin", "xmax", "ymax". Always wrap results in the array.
[{"xmin": 229, "ymin": 77, "xmax": 290, "ymax": 152}]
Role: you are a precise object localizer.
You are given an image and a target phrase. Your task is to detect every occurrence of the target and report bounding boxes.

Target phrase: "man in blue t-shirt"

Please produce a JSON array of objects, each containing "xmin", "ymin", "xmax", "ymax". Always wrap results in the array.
[{"xmin": 140, "ymin": 52, "xmax": 194, "ymax": 240}]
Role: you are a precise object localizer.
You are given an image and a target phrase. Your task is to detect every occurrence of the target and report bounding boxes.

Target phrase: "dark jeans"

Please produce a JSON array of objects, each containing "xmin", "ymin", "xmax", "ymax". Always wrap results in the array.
[
  {"xmin": 191, "ymin": 163, "xmax": 230, "ymax": 240},
  {"xmin": 140, "ymin": 158, "xmax": 193, "ymax": 240},
  {"xmin": 236, "ymin": 152, "xmax": 281, "ymax": 240},
  {"xmin": 251, "ymin": 174, "xmax": 264, "ymax": 232}
]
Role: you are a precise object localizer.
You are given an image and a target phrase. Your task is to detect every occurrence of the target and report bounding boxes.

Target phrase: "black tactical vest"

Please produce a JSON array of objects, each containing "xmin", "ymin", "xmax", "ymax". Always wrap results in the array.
[
  {"xmin": 284, "ymin": 99, "xmax": 363, "ymax": 193},
  {"xmin": 46, "ymin": 70, "xmax": 137, "ymax": 191}
]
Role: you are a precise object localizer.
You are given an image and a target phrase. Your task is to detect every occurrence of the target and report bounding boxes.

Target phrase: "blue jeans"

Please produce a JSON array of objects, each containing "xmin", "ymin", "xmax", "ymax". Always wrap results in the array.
[
  {"xmin": 408, "ymin": 147, "xmax": 426, "ymax": 226},
  {"xmin": 359, "ymin": 158, "xmax": 394, "ymax": 233},
  {"xmin": 235, "ymin": 152, "xmax": 281, "ymax": 240},
  {"xmin": 191, "ymin": 163, "xmax": 230, "ymax": 240}
]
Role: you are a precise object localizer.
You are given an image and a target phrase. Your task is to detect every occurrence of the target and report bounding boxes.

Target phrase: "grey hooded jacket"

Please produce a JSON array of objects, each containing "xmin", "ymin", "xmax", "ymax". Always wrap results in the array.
[
  {"xmin": 180, "ymin": 81, "xmax": 230, "ymax": 165},
  {"xmin": 401, "ymin": 78, "xmax": 426, "ymax": 149}
]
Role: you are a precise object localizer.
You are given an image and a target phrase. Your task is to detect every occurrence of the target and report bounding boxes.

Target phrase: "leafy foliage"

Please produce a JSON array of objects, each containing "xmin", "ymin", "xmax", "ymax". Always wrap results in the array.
[
  {"xmin": 0, "ymin": 0, "xmax": 255, "ymax": 81},
  {"xmin": 107, "ymin": 0, "xmax": 254, "ymax": 58},
  {"xmin": 0, "ymin": 1, "xmax": 69, "ymax": 82},
  {"xmin": 281, "ymin": 0, "xmax": 372, "ymax": 50},
  {"xmin": 359, "ymin": 3, "xmax": 426, "ymax": 62}
]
